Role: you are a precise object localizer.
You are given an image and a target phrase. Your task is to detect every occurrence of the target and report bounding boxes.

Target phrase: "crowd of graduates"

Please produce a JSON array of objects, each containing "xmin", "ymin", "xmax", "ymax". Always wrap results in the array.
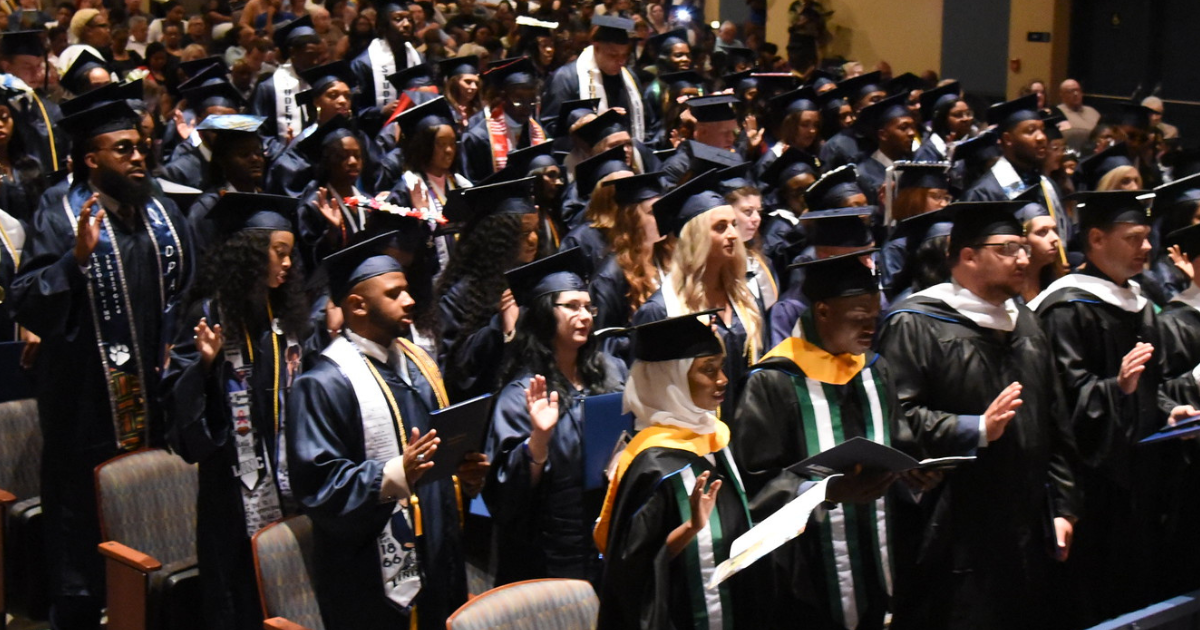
[{"xmin": 4, "ymin": 0, "xmax": 1200, "ymax": 629}]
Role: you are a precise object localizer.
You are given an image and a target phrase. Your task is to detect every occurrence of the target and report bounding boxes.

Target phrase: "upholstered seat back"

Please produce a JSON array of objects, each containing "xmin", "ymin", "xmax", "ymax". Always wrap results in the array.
[
  {"xmin": 0, "ymin": 399, "xmax": 41, "ymax": 499},
  {"xmin": 446, "ymin": 578, "xmax": 599, "ymax": 630},
  {"xmin": 96, "ymin": 449, "xmax": 198, "ymax": 567},
  {"xmin": 253, "ymin": 515, "xmax": 325, "ymax": 630}
]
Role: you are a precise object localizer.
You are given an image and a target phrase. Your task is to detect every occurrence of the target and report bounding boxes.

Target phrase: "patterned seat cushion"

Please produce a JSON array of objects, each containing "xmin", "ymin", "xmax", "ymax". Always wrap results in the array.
[
  {"xmin": 96, "ymin": 449, "xmax": 198, "ymax": 567},
  {"xmin": 253, "ymin": 515, "xmax": 325, "ymax": 630},
  {"xmin": 446, "ymin": 579, "xmax": 599, "ymax": 630},
  {"xmin": 0, "ymin": 399, "xmax": 41, "ymax": 499}
]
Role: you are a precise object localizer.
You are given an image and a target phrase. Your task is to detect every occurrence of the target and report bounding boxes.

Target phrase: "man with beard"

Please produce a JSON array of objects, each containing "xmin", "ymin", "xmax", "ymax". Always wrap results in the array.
[
  {"xmin": 877, "ymin": 202, "xmax": 1079, "ymax": 630},
  {"xmin": 287, "ymin": 233, "xmax": 489, "ymax": 630},
  {"xmin": 9, "ymin": 98, "xmax": 193, "ymax": 630},
  {"xmin": 350, "ymin": 1, "xmax": 423, "ymax": 138},
  {"xmin": 460, "ymin": 57, "xmax": 548, "ymax": 183},
  {"xmin": 1029, "ymin": 190, "xmax": 1200, "ymax": 627},
  {"xmin": 541, "ymin": 15, "xmax": 646, "ymax": 142},
  {"xmin": 249, "ymin": 15, "xmax": 322, "ymax": 152}
]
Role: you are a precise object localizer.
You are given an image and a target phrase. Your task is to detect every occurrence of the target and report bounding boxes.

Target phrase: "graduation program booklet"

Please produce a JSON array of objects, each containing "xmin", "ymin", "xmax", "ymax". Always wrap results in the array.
[
  {"xmin": 708, "ymin": 477, "xmax": 834, "ymax": 589},
  {"xmin": 583, "ymin": 392, "xmax": 635, "ymax": 491},
  {"xmin": 1138, "ymin": 414, "xmax": 1200, "ymax": 445},
  {"xmin": 420, "ymin": 394, "xmax": 493, "ymax": 484},
  {"xmin": 786, "ymin": 437, "xmax": 975, "ymax": 478}
]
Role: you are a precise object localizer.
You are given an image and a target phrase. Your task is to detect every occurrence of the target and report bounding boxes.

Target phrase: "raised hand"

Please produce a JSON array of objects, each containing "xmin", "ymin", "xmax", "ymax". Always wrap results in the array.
[
  {"xmin": 744, "ymin": 115, "xmax": 765, "ymax": 150},
  {"xmin": 173, "ymin": 109, "xmax": 196, "ymax": 141},
  {"xmin": 1118, "ymin": 343, "xmax": 1154, "ymax": 395},
  {"xmin": 983, "ymin": 382, "xmax": 1023, "ymax": 442},
  {"xmin": 194, "ymin": 317, "xmax": 224, "ymax": 368},
  {"xmin": 1168, "ymin": 244, "xmax": 1195, "ymax": 283},
  {"xmin": 410, "ymin": 181, "xmax": 430, "ymax": 211},
  {"xmin": 499, "ymin": 288, "xmax": 519, "ymax": 335},
  {"xmin": 688, "ymin": 470, "xmax": 722, "ymax": 531},
  {"xmin": 525, "ymin": 374, "xmax": 559, "ymax": 466},
  {"xmin": 403, "ymin": 427, "xmax": 439, "ymax": 486},
  {"xmin": 74, "ymin": 194, "xmax": 106, "ymax": 266},
  {"xmin": 316, "ymin": 186, "xmax": 343, "ymax": 229}
]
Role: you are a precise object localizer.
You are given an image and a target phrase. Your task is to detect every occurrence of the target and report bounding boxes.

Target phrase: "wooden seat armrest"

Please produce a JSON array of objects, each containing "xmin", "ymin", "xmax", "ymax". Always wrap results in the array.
[
  {"xmin": 98, "ymin": 541, "xmax": 163, "ymax": 573},
  {"xmin": 263, "ymin": 617, "xmax": 312, "ymax": 630},
  {"xmin": 0, "ymin": 488, "xmax": 15, "ymax": 505}
]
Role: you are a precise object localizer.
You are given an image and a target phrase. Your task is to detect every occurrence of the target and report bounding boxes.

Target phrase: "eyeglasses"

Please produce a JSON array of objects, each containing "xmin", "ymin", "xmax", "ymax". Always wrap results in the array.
[
  {"xmin": 975, "ymin": 241, "xmax": 1032, "ymax": 258},
  {"xmin": 97, "ymin": 141, "xmax": 150, "ymax": 159},
  {"xmin": 554, "ymin": 302, "xmax": 598, "ymax": 317}
]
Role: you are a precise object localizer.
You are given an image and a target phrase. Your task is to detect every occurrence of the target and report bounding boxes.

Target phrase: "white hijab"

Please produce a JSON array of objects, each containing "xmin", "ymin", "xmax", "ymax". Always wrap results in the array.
[{"xmin": 623, "ymin": 358, "xmax": 718, "ymax": 435}]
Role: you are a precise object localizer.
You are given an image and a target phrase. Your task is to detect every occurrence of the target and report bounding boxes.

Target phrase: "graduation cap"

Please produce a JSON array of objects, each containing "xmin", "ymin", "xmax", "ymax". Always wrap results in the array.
[
  {"xmin": 652, "ymin": 171, "xmax": 726, "ymax": 236},
  {"xmin": 808, "ymin": 68, "xmax": 838, "ymax": 91},
  {"xmin": 361, "ymin": 205, "xmax": 438, "ymax": 252},
  {"xmin": 804, "ymin": 165, "xmax": 863, "ymax": 210},
  {"xmin": 646, "ymin": 28, "xmax": 688, "ymax": 55},
  {"xmin": 60, "ymin": 48, "xmax": 109, "ymax": 95},
  {"xmin": 325, "ymin": 231, "xmax": 407, "ymax": 304},
  {"xmin": 685, "ymin": 94, "xmax": 738, "ymax": 123},
  {"xmin": 1110, "ymin": 102, "xmax": 1155, "ymax": 129},
  {"xmin": 158, "ymin": 178, "xmax": 204, "ymax": 210},
  {"xmin": 482, "ymin": 142, "xmax": 559, "ymax": 184},
  {"xmin": 207, "ymin": 192, "xmax": 298, "ymax": 237},
  {"xmin": 1068, "ymin": 190, "xmax": 1152, "ymax": 232},
  {"xmin": 660, "ymin": 69, "xmax": 705, "ymax": 93},
  {"xmin": 723, "ymin": 69, "xmax": 755, "ymax": 95},
  {"xmin": 950, "ymin": 129, "xmax": 1001, "ymax": 166},
  {"xmin": 894, "ymin": 161, "xmax": 950, "ymax": 190},
  {"xmin": 1012, "ymin": 184, "xmax": 1049, "ymax": 224},
  {"xmin": 59, "ymin": 99, "xmax": 140, "ymax": 139},
  {"xmin": 504, "ymin": 247, "xmax": 591, "ymax": 307},
  {"xmin": 1076, "ymin": 142, "xmax": 1133, "ymax": 190},
  {"xmin": 181, "ymin": 78, "xmax": 244, "ymax": 111},
  {"xmin": 899, "ymin": 203, "xmax": 957, "ymax": 243},
  {"xmin": 749, "ymin": 73, "xmax": 799, "ymax": 100},
  {"xmin": 1152, "ymin": 172, "xmax": 1200, "ymax": 217},
  {"xmin": 722, "ymin": 47, "xmax": 756, "ymax": 69},
  {"xmin": 947, "ymin": 201, "xmax": 1028, "ymax": 254},
  {"xmin": 574, "ymin": 109, "xmax": 627, "ymax": 147},
  {"xmin": 856, "ymin": 92, "xmax": 912, "ymax": 131},
  {"xmin": 762, "ymin": 148, "xmax": 819, "ymax": 189},
  {"xmin": 296, "ymin": 114, "xmax": 355, "ymax": 162},
  {"xmin": 435, "ymin": 54, "xmax": 480, "ymax": 80},
  {"xmin": 177, "ymin": 63, "xmax": 227, "ymax": 93},
  {"xmin": 838, "ymin": 71, "xmax": 884, "ymax": 105},
  {"xmin": 886, "ymin": 72, "xmax": 925, "ymax": 97},
  {"xmin": 387, "ymin": 63, "xmax": 436, "ymax": 91},
  {"xmin": 793, "ymin": 249, "xmax": 880, "ymax": 302},
  {"xmin": 590, "ymin": 15, "xmax": 634, "ymax": 44},
  {"xmin": 631, "ymin": 311, "xmax": 723, "ymax": 362},
  {"xmin": 394, "ymin": 95, "xmax": 454, "ymax": 141},
  {"xmin": 713, "ymin": 162, "xmax": 753, "ymax": 193},
  {"xmin": 1, "ymin": 30, "xmax": 44, "ymax": 57},
  {"xmin": 179, "ymin": 55, "xmax": 227, "ymax": 80},
  {"xmin": 273, "ymin": 15, "xmax": 318, "ymax": 60},
  {"xmin": 461, "ymin": 175, "xmax": 538, "ymax": 219},
  {"xmin": 817, "ymin": 84, "xmax": 848, "ymax": 112},
  {"xmin": 605, "ymin": 172, "xmax": 664, "ymax": 206},
  {"xmin": 196, "ymin": 113, "xmax": 267, "ymax": 134},
  {"xmin": 986, "ymin": 93, "xmax": 1040, "ymax": 131},
  {"xmin": 60, "ymin": 79, "xmax": 143, "ymax": 117},
  {"xmin": 1041, "ymin": 112, "xmax": 1066, "ymax": 141},
  {"xmin": 686, "ymin": 140, "xmax": 742, "ymax": 175},
  {"xmin": 299, "ymin": 60, "xmax": 357, "ymax": 95},
  {"xmin": 483, "ymin": 56, "xmax": 536, "ymax": 89},
  {"xmin": 575, "ymin": 145, "xmax": 631, "ymax": 197},
  {"xmin": 770, "ymin": 86, "xmax": 820, "ymax": 118},
  {"xmin": 919, "ymin": 81, "xmax": 961, "ymax": 120},
  {"xmin": 802, "ymin": 206, "xmax": 875, "ymax": 249},
  {"xmin": 558, "ymin": 97, "xmax": 600, "ymax": 136},
  {"xmin": 1166, "ymin": 223, "xmax": 1200, "ymax": 259}
]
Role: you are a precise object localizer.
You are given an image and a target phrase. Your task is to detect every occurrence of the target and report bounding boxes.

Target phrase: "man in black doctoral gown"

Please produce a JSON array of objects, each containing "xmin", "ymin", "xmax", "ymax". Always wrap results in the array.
[
  {"xmin": 877, "ymin": 201, "xmax": 1079, "ymax": 630},
  {"xmin": 287, "ymin": 233, "xmax": 488, "ymax": 630},
  {"xmin": 734, "ymin": 252, "xmax": 914, "ymax": 630},
  {"xmin": 1029, "ymin": 190, "xmax": 1200, "ymax": 627},
  {"xmin": 10, "ymin": 99, "xmax": 193, "ymax": 630}
]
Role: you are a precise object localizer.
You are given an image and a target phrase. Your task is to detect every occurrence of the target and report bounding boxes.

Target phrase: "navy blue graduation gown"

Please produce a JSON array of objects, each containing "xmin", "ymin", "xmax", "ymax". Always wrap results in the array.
[
  {"xmin": 186, "ymin": 190, "xmax": 222, "ymax": 255},
  {"xmin": 560, "ymin": 180, "xmax": 588, "ymax": 231},
  {"xmin": 9, "ymin": 187, "xmax": 193, "ymax": 619},
  {"xmin": 819, "ymin": 128, "xmax": 869, "ymax": 171},
  {"xmin": 558, "ymin": 223, "xmax": 609, "ymax": 273},
  {"xmin": 437, "ymin": 280, "xmax": 506, "ymax": 402},
  {"xmin": 659, "ymin": 141, "xmax": 693, "ymax": 187},
  {"xmin": 856, "ymin": 156, "xmax": 885, "ymax": 206},
  {"xmin": 286, "ymin": 348, "xmax": 467, "ymax": 630},
  {"xmin": 960, "ymin": 170, "xmax": 1009, "ymax": 203},
  {"xmin": 161, "ymin": 140, "xmax": 211, "ymax": 191},
  {"xmin": 249, "ymin": 75, "xmax": 291, "ymax": 159},
  {"xmin": 349, "ymin": 45, "xmax": 424, "ymax": 138},
  {"xmin": 483, "ymin": 361, "xmax": 627, "ymax": 585},
  {"xmin": 14, "ymin": 91, "xmax": 68, "ymax": 173}
]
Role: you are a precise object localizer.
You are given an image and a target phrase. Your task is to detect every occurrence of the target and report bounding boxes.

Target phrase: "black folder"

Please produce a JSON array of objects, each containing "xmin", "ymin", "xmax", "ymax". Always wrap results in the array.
[
  {"xmin": 786, "ymin": 437, "xmax": 975, "ymax": 478},
  {"xmin": 421, "ymin": 393, "xmax": 493, "ymax": 484}
]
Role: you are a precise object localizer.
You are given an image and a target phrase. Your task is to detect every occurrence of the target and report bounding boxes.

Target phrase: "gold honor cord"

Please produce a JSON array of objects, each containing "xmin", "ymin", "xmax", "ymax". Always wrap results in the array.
[
  {"xmin": 242, "ymin": 302, "xmax": 282, "ymax": 433},
  {"xmin": 31, "ymin": 92, "xmax": 57, "ymax": 169}
]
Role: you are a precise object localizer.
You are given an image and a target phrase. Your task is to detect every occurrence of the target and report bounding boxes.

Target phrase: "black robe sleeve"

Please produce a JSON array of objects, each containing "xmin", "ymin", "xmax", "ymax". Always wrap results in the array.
[
  {"xmin": 437, "ymin": 280, "xmax": 506, "ymax": 401},
  {"xmin": 539, "ymin": 64, "xmax": 580, "ymax": 138}
]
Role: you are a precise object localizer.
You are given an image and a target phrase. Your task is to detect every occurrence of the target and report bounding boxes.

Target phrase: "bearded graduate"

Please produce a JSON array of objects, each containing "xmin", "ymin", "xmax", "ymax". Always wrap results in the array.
[
  {"xmin": 877, "ymin": 202, "xmax": 1079, "ymax": 630},
  {"xmin": 160, "ymin": 194, "xmax": 310, "ymax": 630},
  {"xmin": 483, "ymin": 248, "xmax": 627, "ymax": 585},
  {"xmin": 632, "ymin": 171, "xmax": 767, "ymax": 420},
  {"xmin": 733, "ymin": 251, "xmax": 916, "ymax": 630},
  {"xmin": 540, "ymin": 15, "xmax": 645, "ymax": 141},
  {"xmin": 594, "ymin": 313, "xmax": 762, "ymax": 629},
  {"xmin": 10, "ymin": 98, "xmax": 193, "ymax": 628},
  {"xmin": 287, "ymin": 233, "xmax": 489, "ymax": 630}
]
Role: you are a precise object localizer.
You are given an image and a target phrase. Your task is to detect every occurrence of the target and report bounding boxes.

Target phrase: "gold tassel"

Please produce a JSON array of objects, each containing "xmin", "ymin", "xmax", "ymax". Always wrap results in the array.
[
  {"xmin": 411, "ymin": 496, "xmax": 423, "ymax": 537},
  {"xmin": 452, "ymin": 475, "xmax": 465, "ymax": 530}
]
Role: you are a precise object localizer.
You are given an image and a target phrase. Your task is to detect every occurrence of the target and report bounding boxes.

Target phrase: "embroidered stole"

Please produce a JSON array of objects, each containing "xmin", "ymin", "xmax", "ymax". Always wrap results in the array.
[
  {"xmin": 368, "ymin": 38, "xmax": 423, "ymax": 110},
  {"xmin": 272, "ymin": 64, "xmax": 306, "ymax": 141},
  {"xmin": 575, "ymin": 46, "xmax": 645, "ymax": 141},
  {"xmin": 63, "ymin": 187, "xmax": 185, "ymax": 451},
  {"xmin": 484, "ymin": 105, "xmax": 547, "ymax": 173}
]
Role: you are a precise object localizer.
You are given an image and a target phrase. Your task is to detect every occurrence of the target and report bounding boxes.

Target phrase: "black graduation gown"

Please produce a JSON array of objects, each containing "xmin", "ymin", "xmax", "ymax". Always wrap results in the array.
[
  {"xmin": 541, "ymin": 61, "xmax": 643, "ymax": 138},
  {"xmin": 286, "ymin": 350, "xmax": 467, "ymax": 630},
  {"xmin": 590, "ymin": 255, "xmax": 632, "ymax": 331},
  {"xmin": 160, "ymin": 300, "xmax": 306, "ymax": 630},
  {"xmin": 483, "ymin": 362, "xmax": 627, "ymax": 585},
  {"xmin": 437, "ymin": 280, "xmax": 506, "ymax": 402},
  {"xmin": 559, "ymin": 179, "xmax": 588, "ymax": 231},
  {"xmin": 732, "ymin": 352, "xmax": 905, "ymax": 630},
  {"xmin": 558, "ymin": 223, "xmax": 609, "ymax": 273},
  {"xmin": 349, "ymin": 43, "xmax": 423, "ymax": 138},
  {"xmin": 659, "ymin": 140, "xmax": 695, "ymax": 187},
  {"xmin": 459, "ymin": 114, "xmax": 539, "ymax": 184},
  {"xmin": 597, "ymin": 445, "xmax": 760, "ymax": 630},
  {"xmin": 9, "ymin": 187, "xmax": 192, "ymax": 621},
  {"xmin": 819, "ymin": 128, "xmax": 869, "ymax": 171},
  {"xmin": 186, "ymin": 189, "xmax": 223, "ymax": 255},
  {"xmin": 0, "ymin": 175, "xmax": 39, "ymax": 224},
  {"xmin": 1155, "ymin": 300, "xmax": 1200, "ymax": 594},
  {"xmin": 161, "ymin": 140, "xmax": 212, "ymax": 191},
  {"xmin": 1034, "ymin": 277, "xmax": 1192, "ymax": 626},
  {"xmin": 876, "ymin": 295, "xmax": 1079, "ymax": 630}
]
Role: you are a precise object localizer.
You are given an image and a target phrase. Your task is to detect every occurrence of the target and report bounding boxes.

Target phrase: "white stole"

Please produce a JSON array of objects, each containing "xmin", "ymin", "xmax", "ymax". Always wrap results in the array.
[
  {"xmin": 272, "ymin": 64, "xmax": 307, "ymax": 141},
  {"xmin": 368, "ymin": 39, "xmax": 423, "ymax": 110},
  {"xmin": 1028, "ymin": 273, "xmax": 1148, "ymax": 313},
  {"xmin": 575, "ymin": 45, "xmax": 645, "ymax": 142},
  {"xmin": 912, "ymin": 281, "xmax": 1019, "ymax": 331}
]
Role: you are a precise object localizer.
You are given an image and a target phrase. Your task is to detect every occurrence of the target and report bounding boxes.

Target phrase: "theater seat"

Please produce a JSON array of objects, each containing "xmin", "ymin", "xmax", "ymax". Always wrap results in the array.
[
  {"xmin": 252, "ymin": 515, "xmax": 324, "ymax": 630},
  {"xmin": 0, "ymin": 398, "xmax": 48, "ymax": 624},
  {"xmin": 444, "ymin": 578, "xmax": 599, "ymax": 630},
  {"xmin": 95, "ymin": 448, "xmax": 201, "ymax": 630}
]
